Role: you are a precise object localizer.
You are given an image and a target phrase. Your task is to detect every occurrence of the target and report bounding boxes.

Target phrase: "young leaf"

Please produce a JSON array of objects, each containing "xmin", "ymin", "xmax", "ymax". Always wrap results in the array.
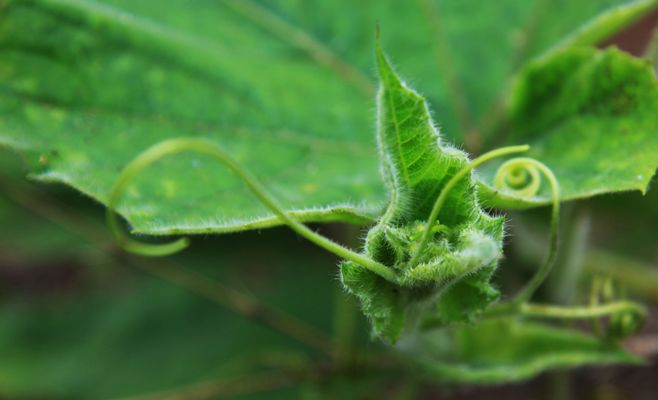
[
  {"xmin": 478, "ymin": 47, "xmax": 658, "ymax": 208},
  {"xmin": 340, "ymin": 48, "xmax": 504, "ymax": 343},
  {"xmin": 408, "ymin": 318, "xmax": 640, "ymax": 384}
]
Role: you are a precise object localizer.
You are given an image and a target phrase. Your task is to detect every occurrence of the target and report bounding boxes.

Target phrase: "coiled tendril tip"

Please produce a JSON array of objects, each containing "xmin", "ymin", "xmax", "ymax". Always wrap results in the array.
[{"xmin": 493, "ymin": 156, "xmax": 560, "ymax": 304}]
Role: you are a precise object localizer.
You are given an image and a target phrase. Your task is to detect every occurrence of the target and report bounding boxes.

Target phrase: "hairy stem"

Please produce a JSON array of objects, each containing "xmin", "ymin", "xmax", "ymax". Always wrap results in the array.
[{"xmin": 108, "ymin": 138, "xmax": 398, "ymax": 282}]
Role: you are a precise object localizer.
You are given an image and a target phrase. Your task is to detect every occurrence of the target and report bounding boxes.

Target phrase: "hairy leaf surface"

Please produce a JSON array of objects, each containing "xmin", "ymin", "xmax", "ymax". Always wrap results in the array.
[
  {"xmin": 0, "ymin": 0, "xmax": 652, "ymax": 233},
  {"xmin": 478, "ymin": 47, "xmax": 658, "ymax": 208}
]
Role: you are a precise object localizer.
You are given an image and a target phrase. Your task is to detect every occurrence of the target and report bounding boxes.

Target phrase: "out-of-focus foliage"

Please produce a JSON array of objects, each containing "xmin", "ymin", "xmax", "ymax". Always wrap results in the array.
[
  {"xmin": 407, "ymin": 318, "xmax": 639, "ymax": 384},
  {"xmin": 0, "ymin": 187, "xmax": 344, "ymax": 398}
]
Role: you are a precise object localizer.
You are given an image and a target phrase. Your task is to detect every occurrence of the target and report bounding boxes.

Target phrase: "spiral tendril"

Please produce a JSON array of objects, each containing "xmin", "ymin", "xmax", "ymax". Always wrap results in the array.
[
  {"xmin": 494, "ymin": 158, "xmax": 541, "ymax": 198},
  {"xmin": 486, "ymin": 160, "xmax": 647, "ymax": 327},
  {"xmin": 492, "ymin": 157, "xmax": 560, "ymax": 304}
]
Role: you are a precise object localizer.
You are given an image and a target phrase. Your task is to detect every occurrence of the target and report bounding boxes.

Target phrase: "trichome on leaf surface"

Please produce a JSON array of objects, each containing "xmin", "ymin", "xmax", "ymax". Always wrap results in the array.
[
  {"xmin": 2, "ymin": 0, "xmax": 658, "ymax": 395},
  {"xmin": 104, "ymin": 39, "xmax": 649, "ymax": 380}
]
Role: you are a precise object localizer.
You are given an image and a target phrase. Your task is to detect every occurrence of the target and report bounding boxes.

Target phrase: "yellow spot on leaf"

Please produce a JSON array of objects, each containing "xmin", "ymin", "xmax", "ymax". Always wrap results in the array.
[
  {"xmin": 162, "ymin": 179, "xmax": 177, "ymax": 198},
  {"xmin": 302, "ymin": 183, "xmax": 318, "ymax": 194}
]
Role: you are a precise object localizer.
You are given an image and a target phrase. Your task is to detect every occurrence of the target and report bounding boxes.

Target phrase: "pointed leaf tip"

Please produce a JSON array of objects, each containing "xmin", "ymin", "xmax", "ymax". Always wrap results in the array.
[{"xmin": 375, "ymin": 44, "xmax": 400, "ymax": 87}]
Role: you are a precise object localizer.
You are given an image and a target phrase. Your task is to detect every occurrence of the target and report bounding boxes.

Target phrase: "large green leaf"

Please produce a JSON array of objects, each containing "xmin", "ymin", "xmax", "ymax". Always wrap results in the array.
[
  {"xmin": 0, "ymin": 0, "xmax": 384, "ymax": 234},
  {"xmin": 407, "ymin": 318, "xmax": 640, "ymax": 384},
  {"xmin": 478, "ymin": 47, "xmax": 658, "ymax": 208},
  {"xmin": 340, "ymin": 47, "xmax": 503, "ymax": 343},
  {"xmin": 0, "ymin": 0, "xmax": 653, "ymax": 234}
]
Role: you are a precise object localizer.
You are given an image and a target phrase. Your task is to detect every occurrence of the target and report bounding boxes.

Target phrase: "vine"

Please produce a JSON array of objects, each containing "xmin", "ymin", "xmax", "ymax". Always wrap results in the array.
[
  {"xmin": 494, "ymin": 157, "xmax": 560, "ymax": 304},
  {"xmin": 108, "ymin": 141, "xmax": 527, "ymax": 282},
  {"xmin": 486, "ymin": 158, "xmax": 646, "ymax": 330},
  {"xmin": 107, "ymin": 138, "xmax": 646, "ymax": 339}
]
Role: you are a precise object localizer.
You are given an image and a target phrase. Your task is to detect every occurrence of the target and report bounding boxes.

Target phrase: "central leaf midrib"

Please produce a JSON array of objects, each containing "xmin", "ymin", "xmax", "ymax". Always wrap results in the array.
[{"xmin": 385, "ymin": 88, "xmax": 413, "ymax": 187}]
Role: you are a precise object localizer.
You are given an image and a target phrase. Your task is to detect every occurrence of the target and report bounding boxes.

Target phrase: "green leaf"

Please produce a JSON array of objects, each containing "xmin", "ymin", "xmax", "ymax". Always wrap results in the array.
[
  {"xmin": 340, "ymin": 48, "xmax": 504, "ymax": 343},
  {"xmin": 0, "ymin": 0, "xmax": 651, "ymax": 234},
  {"xmin": 408, "ymin": 318, "xmax": 640, "ymax": 384},
  {"xmin": 478, "ymin": 47, "xmax": 658, "ymax": 208},
  {"xmin": 0, "ymin": 0, "xmax": 384, "ymax": 234}
]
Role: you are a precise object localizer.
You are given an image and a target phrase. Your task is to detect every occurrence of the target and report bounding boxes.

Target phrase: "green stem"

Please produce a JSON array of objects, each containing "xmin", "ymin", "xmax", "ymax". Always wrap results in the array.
[
  {"xmin": 107, "ymin": 138, "xmax": 398, "ymax": 283},
  {"xmin": 509, "ymin": 158, "xmax": 560, "ymax": 304},
  {"xmin": 483, "ymin": 299, "xmax": 647, "ymax": 322},
  {"xmin": 546, "ymin": 205, "xmax": 589, "ymax": 306},
  {"xmin": 408, "ymin": 144, "xmax": 530, "ymax": 267}
]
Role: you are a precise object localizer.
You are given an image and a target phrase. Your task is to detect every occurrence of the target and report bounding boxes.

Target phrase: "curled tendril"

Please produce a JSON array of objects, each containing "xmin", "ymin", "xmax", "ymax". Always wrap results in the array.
[
  {"xmin": 106, "ymin": 138, "xmax": 399, "ymax": 282},
  {"xmin": 493, "ymin": 157, "xmax": 561, "ymax": 304},
  {"xmin": 494, "ymin": 158, "xmax": 541, "ymax": 198}
]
